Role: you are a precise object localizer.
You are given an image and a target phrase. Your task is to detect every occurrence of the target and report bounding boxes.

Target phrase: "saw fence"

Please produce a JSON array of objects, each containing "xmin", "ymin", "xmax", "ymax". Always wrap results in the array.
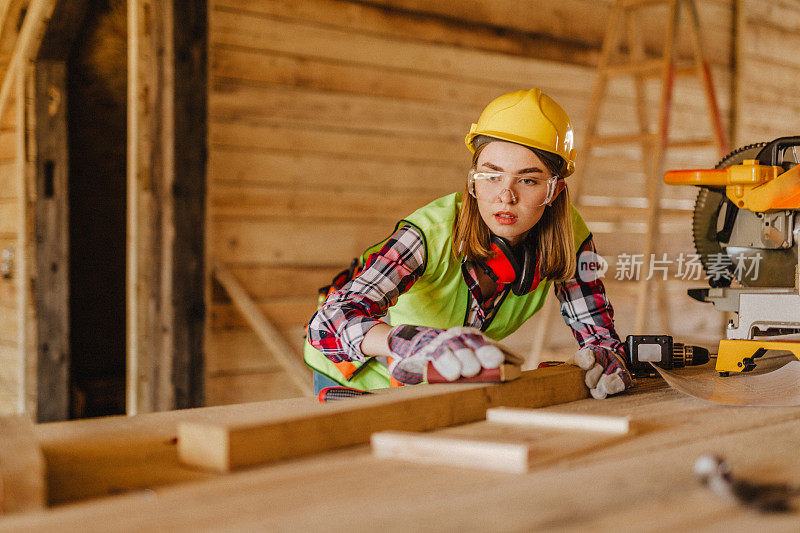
[{"xmin": 1, "ymin": 364, "xmax": 799, "ymax": 529}]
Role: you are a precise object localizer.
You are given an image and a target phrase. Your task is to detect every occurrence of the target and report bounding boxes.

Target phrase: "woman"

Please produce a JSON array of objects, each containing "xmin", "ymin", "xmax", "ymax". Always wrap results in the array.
[{"xmin": 304, "ymin": 88, "xmax": 631, "ymax": 399}]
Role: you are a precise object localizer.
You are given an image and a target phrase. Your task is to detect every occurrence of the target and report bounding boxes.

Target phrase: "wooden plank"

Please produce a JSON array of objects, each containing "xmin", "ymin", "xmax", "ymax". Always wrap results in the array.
[
  {"xmin": 210, "ymin": 218, "xmax": 389, "ymax": 266},
  {"xmin": 207, "ymin": 89, "xmax": 725, "ymax": 162},
  {"xmin": 208, "ymin": 49, "xmax": 730, "ymax": 131},
  {"xmin": 0, "ymin": 198, "xmax": 16, "ymax": 233},
  {"xmin": 209, "ymin": 9, "xmax": 729, "ymax": 114},
  {"xmin": 209, "ymin": 217, "xmax": 693, "ymax": 269},
  {"xmin": 208, "ymin": 149, "xmax": 462, "ymax": 193},
  {"xmin": 33, "ymin": 396, "xmax": 318, "ymax": 506},
  {"xmin": 13, "ymin": 66, "xmax": 25, "ymax": 417},
  {"xmin": 171, "ymin": 0, "xmax": 208, "ymax": 411},
  {"xmin": 372, "ymin": 414, "xmax": 630, "ymax": 473},
  {"xmin": 0, "ymin": 305, "xmax": 19, "ymax": 342},
  {"xmin": 0, "ymin": 131, "xmax": 13, "ymax": 162},
  {"xmin": 213, "ymin": 0, "xmax": 601, "ymax": 67},
  {"xmin": 0, "ymin": 342, "xmax": 19, "ymax": 409},
  {"xmin": 0, "ymin": 161, "xmax": 16, "ymax": 198},
  {"xmin": 11, "ymin": 380, "xmax": 800, "ymax": 529},
  {"xmin": 738, "ymin": 61, "xmax": 800, "ymax": 108},
  {"xmin": 371, "ymin": 431, "xmax": 531, "ymax": 474},
  {"xmin": 206, "ymin": 370, "xmax": 305, "ymax": 406},
  {"xmin": 743, "ymin": 0, "xmax": 800, "ymax": 30},
  {"xmin": 209, "ymin": 82, "xmax": 472, "ymax": 136},
  {"xmin": 206, "ymin": 329, "xmax": 279, "ymax": 374},
  {"xmin": 177, "ymin": 365, "xmax": 588, "ymax": 472},
  {"xmin": 209, "ymin": 185, "xmax": 442, "ymax": 223},
  {"xmin": 209, "ymin": 10, "xmax": 595, "ymax": 91},
  {"xmin": 40, "ymin": 433, "xmax": 215, "ymax": 507},
  {"xmin": 0, "ymin": 275, "xmax": 15, "ymax": 311},
  {"xmin": 745, "ymin": 19, "xmax": 800, "ymax": 71},
  {"xmin": 127, "ymin": 0, "xmax": 207, "ymax": 413},
  {"xmin": 209, "ymin": 265, "xmax": 338, "ymax": 301},
  {"xmin": 212, "ymin": 263, "xmax": 312, "ymax": 396},
  {"xmin": 210, "ymin": 46, "xmax": 514, "ymax": 108},
  {"xmin": 206, "ymin": 324, "xmax": 307, "ymax": 373},
  {"xmin": 33, "ymin": 61, "xmax": 69, "ymax": 423},
  {"xmin": 0, "ymin": 415, "xmax": 45, "ymax": 513},
  {"xmin": 210, "ymin": 120, "xmax": 463, "ymax": 164},
  {"xmin": 355, "ymin": 0, "xmax": 733, "ymax": 65},
  {"xmin": 0, "ymin": 88, "xmax": 15, "ymax": 131},
  {"xmin": 209, "ymin": 299, "xmax": 315, "ymax": 330},
  {"xmin": 206, "ymin": 147, "xmax": 712, "ymax": 200},
  {"xmin": 486, "ymin": 407, "xmax": 631, "ymax": 433}
]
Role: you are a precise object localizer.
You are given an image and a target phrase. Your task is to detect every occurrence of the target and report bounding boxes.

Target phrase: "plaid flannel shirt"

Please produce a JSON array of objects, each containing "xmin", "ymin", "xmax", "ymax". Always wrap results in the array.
[{"xmin": 307, "ymin": 224, "xmax": 624, "ymax": 363}]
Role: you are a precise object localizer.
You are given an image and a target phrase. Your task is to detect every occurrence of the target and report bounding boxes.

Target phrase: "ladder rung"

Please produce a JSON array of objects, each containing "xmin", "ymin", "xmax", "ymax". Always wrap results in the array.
[
  {"xmin": 667, "ymin": 138, "xmax": 717, "ymax": 149},
  {"xmin": 604, "ymin": 59, "xmax": 665, "ymax": 77},
  {"xmin": 675, "ymin": 64, "xmax": 700, "ymax": 76},
  {"xmin": 589, "ymin": 133, "xmax": 659, "ymax": 146},
  {"xmin": 620, "ymin": 0, "xmax": 671, "ymax": 9}
]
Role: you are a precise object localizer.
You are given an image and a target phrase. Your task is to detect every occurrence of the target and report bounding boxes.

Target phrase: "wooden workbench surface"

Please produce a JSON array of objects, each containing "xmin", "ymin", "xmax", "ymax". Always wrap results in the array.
[{"xmin": 3, "ymin": 368, "xmax": 800, "ymax": 531}]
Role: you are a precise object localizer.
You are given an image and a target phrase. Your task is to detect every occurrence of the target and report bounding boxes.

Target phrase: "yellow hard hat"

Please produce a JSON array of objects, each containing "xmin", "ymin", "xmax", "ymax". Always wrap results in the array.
[{"xmin": 465, "ymin": 88, "xmax": 577, "ymax": 176}]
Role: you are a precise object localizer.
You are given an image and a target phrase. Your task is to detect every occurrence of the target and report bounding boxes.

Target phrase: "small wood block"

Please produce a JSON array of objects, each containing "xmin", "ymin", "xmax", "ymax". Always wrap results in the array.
[
  {"xmin": 486, "ymin": 408, "xmax": 631, "ymax": 434},
  {"xmin": 371, "ymin": 431, "xmax": 530, "ymax": 474},
  {"xmin": 0, "ymin": 416, "xmax": 46, "ymax": 514},
  {"xmin": 178, "ymin": 365, "xmax": 588, "ymax": 472}
]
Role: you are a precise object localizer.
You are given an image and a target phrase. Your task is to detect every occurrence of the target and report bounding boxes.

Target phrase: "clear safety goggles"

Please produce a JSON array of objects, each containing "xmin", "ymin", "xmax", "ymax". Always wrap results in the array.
[{"xmin": 467, "ymin": 169, "xmax": 560, "ymax": 206}]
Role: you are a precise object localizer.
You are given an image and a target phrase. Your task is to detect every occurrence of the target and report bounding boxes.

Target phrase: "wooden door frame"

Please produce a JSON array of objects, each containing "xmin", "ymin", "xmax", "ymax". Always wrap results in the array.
[
  {"xmin": 127, "ymin": 0, "xmax": 207, "ymax": 414},
  {"xmin": 30, "ymin": 0, "xmax": 89, "ymax": 422},
  {"xmin": 22, "ymin": 0, "xmax": 206, "ymax": 419}
]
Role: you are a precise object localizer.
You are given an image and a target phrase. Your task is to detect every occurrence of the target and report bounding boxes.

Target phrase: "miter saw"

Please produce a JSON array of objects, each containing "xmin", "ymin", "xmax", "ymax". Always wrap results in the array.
[{"xmin": 664, "ymin": 136, "xmax": 800, "ymax": 375}]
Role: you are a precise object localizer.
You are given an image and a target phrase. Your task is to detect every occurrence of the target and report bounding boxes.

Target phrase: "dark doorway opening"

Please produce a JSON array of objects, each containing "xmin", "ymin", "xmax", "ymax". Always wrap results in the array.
[{"xmin": 66, "ymin": 0, "xmax": 127, "ymax": 418}]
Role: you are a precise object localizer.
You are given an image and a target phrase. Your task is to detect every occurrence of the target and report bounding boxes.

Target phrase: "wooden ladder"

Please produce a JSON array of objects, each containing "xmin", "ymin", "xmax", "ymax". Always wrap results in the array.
[{"xmin": 531, "ymin": 0, "xmax": 728, "ymax": 362}]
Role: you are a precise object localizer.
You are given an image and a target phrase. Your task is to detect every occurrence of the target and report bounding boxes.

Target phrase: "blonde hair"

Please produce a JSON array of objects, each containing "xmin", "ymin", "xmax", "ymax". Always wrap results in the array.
[{"xmin": 452, "ymin": 143, "xmax": 576, "ymax": 282}]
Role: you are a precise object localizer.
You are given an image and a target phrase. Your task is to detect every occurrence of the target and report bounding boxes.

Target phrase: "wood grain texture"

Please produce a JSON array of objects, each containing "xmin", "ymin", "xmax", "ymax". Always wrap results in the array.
[
  {"xmin": 734, "ymin": 0, "xmax": 800, "ymax": 146},
  {"xmin": 32, "ymin": 61, "xmax": 69, "ymax": 423},
  {"xmin": 486, "ymin": 407, "xmax": 630, "ymax": 433},
  {"xmin": 372, "ymin": 430, "xmax": 532, "ymax": 474},
  {"xmin": 203, "ymin": 0, "xmax": 736, "ymax": 405},
  {"xmin": 212, "ymin": 0, "xmax": 601, "ymax": 67},
  {"xmin": 371, "ymin": 415, "xmax": 630, "ymax": 473},
  {"xmin": 205, "ymin": 370, "xmax": 304, "ymax": 406},
  {"xmin": 7, "ymin": 372, "xmax": 800, "ymax": 529},
  {"xmin": 0, "ymin": 415, "xmax": 45, "ymax": 513},
  {"xmin": 211, "ymin": 263, "xmax": 312, "ymax": 395},
  {"xmin": 178, "ymin": 365, "xmax": 588, "ymax": 472}
]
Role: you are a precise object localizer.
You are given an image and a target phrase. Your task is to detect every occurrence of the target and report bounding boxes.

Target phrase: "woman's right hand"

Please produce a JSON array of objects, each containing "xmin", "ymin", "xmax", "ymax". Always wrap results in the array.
[{"xmin": 386, "ymin": 325, "xmax": 505, "ymax": 384}]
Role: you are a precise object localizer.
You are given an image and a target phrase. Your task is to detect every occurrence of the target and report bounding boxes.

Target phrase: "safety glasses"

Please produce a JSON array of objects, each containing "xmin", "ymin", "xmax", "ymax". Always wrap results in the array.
[{"xmin": 467, "ymin": 169, "xmax": 560, "ymax": 206}]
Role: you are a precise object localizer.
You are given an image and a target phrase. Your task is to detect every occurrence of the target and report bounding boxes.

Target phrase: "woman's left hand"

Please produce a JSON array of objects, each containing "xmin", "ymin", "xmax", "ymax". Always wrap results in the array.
[{"xmin": 572, "ymin": 346, "xmax": 633, "ymax": 399}]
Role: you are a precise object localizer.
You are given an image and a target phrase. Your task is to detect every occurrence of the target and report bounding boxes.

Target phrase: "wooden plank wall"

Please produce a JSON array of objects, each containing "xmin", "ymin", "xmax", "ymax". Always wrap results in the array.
[
  {"xmin": 206, "ymin": 0, "xmax": 737, "ymax": 402},
  {"xmin": 0, "ymin": 1, "xmax": 41, "ymax": 417},
  {"xmin": 0, "ymin": 83, "xmax": 21, "ymax": 414},
  {"xmin": 734, "ymin": 0, "xmax": 800, "ymax": 145}
]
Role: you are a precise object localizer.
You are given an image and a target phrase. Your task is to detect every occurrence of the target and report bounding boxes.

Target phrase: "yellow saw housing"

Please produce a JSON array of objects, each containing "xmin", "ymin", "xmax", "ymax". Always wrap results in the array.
[{"xmin": 664, "ymin": 159, "xmax": 800, "ymax": 212}]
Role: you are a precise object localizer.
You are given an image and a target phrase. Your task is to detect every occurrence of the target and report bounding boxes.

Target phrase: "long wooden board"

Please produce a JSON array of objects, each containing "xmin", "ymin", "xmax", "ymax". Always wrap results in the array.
[
  {"xmin": 7, "ymin": 376, "xmax": 800, "ymax": 529},
  {"xmin": 178, "ymin": 365, "xmax": 588, "ymax": 472}
]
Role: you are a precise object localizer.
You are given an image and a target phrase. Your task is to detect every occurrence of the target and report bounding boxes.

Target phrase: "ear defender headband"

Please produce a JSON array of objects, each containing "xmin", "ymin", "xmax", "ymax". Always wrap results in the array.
[{"xmin": 483, "ymin": 236, "xmax": 541, "ymax": 296}]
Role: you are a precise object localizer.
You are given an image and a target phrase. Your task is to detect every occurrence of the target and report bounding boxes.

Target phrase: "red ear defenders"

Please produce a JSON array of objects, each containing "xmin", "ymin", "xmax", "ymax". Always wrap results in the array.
[{"xmin": 483, "ymin": 236, "xmax": 541, "ymax": 296}]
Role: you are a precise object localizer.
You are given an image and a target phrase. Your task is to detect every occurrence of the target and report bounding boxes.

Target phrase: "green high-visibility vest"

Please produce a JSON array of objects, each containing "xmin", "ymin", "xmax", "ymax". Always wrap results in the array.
[{"xmin": 303, "ymin": 192, "xmax": 591, "ymax": 390}]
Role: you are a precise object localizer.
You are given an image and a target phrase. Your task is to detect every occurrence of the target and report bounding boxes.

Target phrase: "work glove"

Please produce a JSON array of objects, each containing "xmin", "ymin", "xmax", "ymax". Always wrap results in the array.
[
  {"xmin": 573, "ymin": 345, "xmax": 632, "ymax": 399},
  {"xmin": 386, "ymin": 325, "xmax": 505, "ymax": 385}
]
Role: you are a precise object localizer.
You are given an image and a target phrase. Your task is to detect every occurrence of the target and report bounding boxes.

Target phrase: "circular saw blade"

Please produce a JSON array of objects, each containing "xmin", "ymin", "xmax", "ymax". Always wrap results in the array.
[{"xmin": 692, "ymin": 143, "xmax": 797, "ymax": 287}]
